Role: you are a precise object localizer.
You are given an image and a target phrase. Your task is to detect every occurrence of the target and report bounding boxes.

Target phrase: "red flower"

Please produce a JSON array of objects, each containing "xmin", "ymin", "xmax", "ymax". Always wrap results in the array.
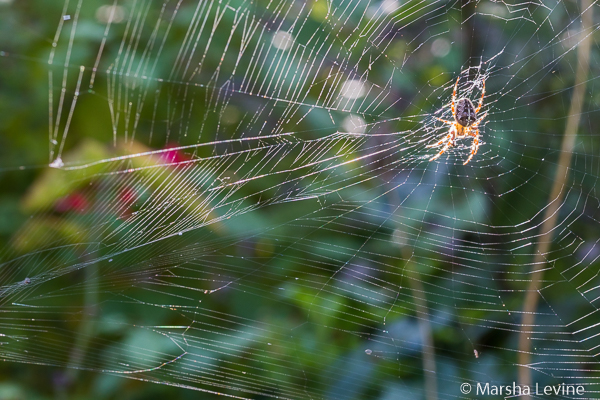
[
  {"xmin": 119, "ymin": 187, "xmax": 137, "ymax": 206},
  {"xmin": 55, "ymin": 192, "xmax": 89, "ymax": 213},
  {"xmin": 160, "ymin": 143, "xmax": 191, "ymax": 165}
]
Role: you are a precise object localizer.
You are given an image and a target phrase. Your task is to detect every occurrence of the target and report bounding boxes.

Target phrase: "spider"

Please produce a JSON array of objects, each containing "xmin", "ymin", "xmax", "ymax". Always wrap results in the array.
[{"xmin": 427, "ymin": 77, "xmax": 487, "ymax": 165}]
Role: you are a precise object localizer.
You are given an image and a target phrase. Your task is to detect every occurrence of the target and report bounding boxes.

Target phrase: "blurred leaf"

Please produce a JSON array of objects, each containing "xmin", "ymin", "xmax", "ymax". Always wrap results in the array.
[
  {"xmin": 22, "ymin": 139, "xmax": 110, "ymax": 212},
  {"xmin": 11, "ymin": 216, "xmax": 86, "ymax": 252}
]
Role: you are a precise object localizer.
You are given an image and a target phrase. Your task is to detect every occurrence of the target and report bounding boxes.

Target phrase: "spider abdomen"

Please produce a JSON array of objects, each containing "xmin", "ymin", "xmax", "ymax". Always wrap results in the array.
[{"xmin": 455, "ymin": 98, "xmax": 477, "ymax": 127}]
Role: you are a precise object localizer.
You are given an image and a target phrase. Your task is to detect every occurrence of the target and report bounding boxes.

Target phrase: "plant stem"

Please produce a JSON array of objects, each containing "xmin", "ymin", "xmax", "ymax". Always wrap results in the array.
[
  {"xmin": 410, "ymin": 277, "xmax": 438, "ymax": 400},
  {"xmin": 403, "ymin": 247, "xmax": 438, "ymax": 400},
  {"xmin": 517, "ymin": 0, "xmax": 593, "ymax": 389}
]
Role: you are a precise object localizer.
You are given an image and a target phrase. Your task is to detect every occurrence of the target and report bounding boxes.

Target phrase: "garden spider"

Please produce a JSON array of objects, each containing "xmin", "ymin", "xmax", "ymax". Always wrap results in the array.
[{"xmin": 427, "ymin": 77, "xmax": 487, "ymax": 165}]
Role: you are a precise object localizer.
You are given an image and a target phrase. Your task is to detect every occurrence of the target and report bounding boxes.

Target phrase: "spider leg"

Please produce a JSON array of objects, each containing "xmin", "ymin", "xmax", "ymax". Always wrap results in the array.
[
  {"xmin": 429, "ymin": 140, "xmax": 454, "ymax": 162},
  {"xmin": 426, "ymin": 132, "xmax": 452, "ymax": 148},
  {"xmin": 428, "ymin": 125, "xmax": 457, "ymax": 161},
  {"xmin": 463, "ymin": 128, "xmax": 480, "ymax": 165},
  {"xmin": 475, "ymin": 79, "xmax": 486, "ymax": 113},
  {"xmin": 475, "ymin": 111, "xmax": 487, "ymax": 124},
  {"xmin": 461, "ymin": 111, "xmax": 487, "ymax": 165},
  {"xmin": 435, "ymin": 117, "xmax": 454, "ymax": 125}
]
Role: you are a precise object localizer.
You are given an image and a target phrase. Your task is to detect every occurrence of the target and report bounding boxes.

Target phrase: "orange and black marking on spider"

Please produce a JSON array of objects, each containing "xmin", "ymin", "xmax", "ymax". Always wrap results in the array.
[{"xmin": 427, "ymin": 77, "xmax": 487, "ymax": 165}]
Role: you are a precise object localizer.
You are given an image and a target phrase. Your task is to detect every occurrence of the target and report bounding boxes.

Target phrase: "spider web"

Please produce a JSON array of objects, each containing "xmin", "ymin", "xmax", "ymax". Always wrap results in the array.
[{"xmin": 1, "ymin": 0, "xmax": 600, "ymax": 398}]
